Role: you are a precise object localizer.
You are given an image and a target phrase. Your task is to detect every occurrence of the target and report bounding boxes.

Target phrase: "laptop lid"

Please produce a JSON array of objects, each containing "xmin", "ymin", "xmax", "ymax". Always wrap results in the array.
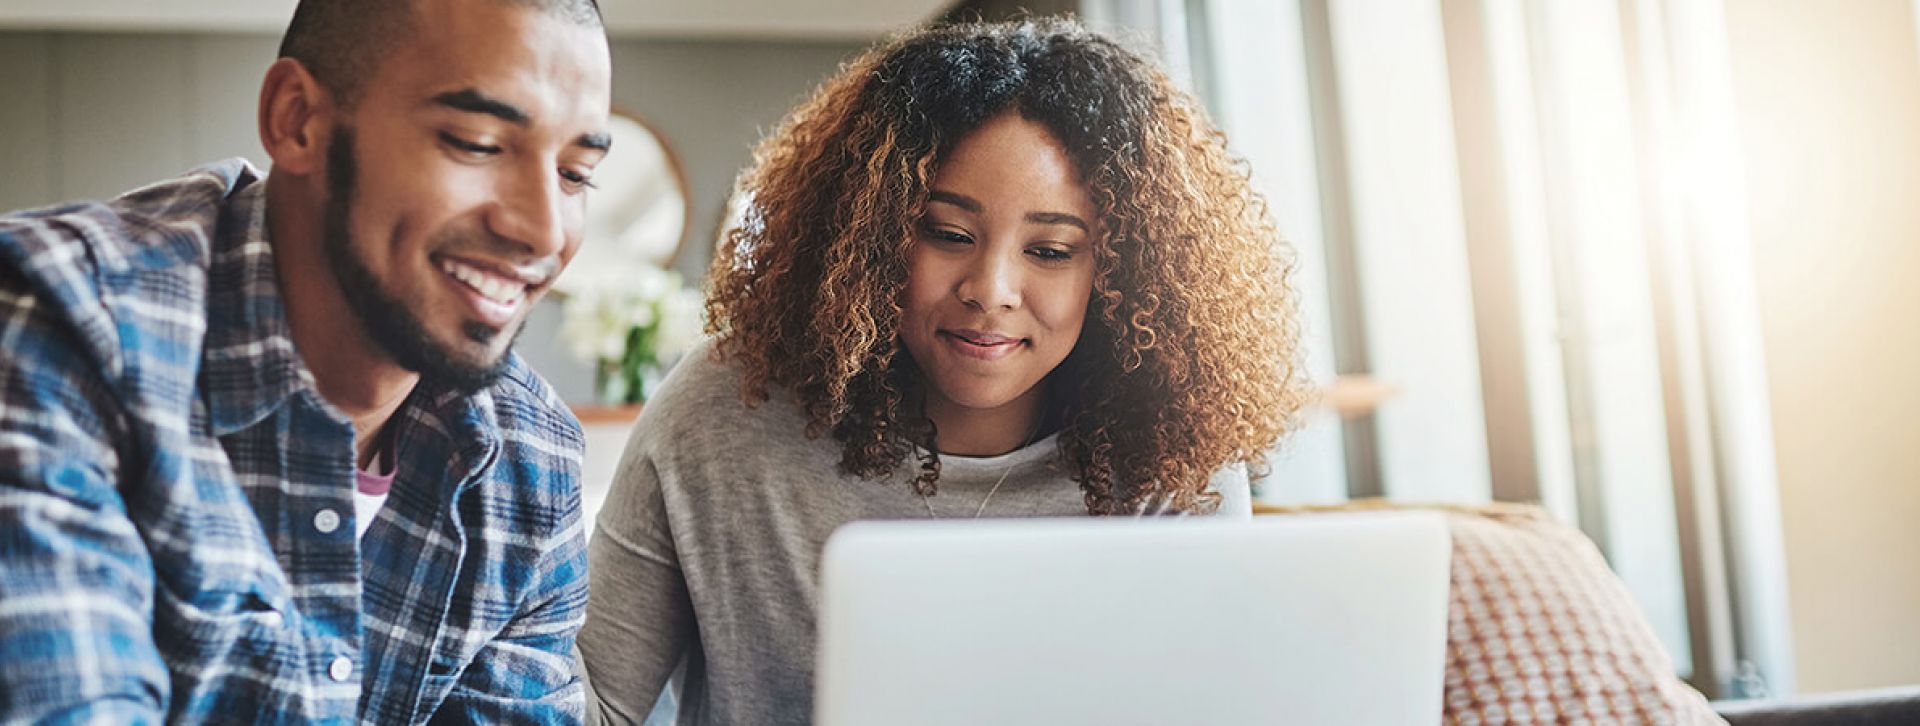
[{"xmin": 815, "ymin": 512, "xmax": 1451, "ymax": 726}]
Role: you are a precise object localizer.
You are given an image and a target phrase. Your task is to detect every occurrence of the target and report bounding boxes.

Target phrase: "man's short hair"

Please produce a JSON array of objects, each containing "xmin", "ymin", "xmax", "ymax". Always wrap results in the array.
[{"xmin": 278, "ymin": 0, "xmax": 604, "ymax": 109}]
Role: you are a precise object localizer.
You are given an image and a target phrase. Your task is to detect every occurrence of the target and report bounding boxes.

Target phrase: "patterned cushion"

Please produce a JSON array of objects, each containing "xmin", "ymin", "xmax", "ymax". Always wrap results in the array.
[{"xmin": 1256, "ymin": 501, "xmax": 1725, "ymax": 724}]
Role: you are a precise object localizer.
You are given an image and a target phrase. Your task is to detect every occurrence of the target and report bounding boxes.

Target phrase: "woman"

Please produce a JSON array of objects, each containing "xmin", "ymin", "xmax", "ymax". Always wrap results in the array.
[{"xmin": 578, "ymin": 18, "xmax": 1308, "ymax": 724}]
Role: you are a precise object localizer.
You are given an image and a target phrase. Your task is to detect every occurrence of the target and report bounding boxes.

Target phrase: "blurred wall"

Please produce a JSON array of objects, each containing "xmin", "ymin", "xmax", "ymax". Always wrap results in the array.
[
  {"xmin": 946, "ymin": 0, "xmax": 1077, "ymax": 21},
  {"xmin": 1725, "ymin": 0, "xmax": 1920, "ymax": 693},
  {"xmin": 0, "ymin": 31, "xmax": 861, "ymax": 401}
]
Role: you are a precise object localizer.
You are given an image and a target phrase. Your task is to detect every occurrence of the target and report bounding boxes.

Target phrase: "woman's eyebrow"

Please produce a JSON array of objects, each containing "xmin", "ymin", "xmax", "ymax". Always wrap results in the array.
[
  {"xmin": 930, "ymin": 190, "xmax": 1087, "ymax": 231},
  {"xmin": 1026, "ymin": 211, "xmax": 1088, "ymax": 231},
  {"xmin": 927, "ymin": 190, "xmax": 981, "ymax": 212}
]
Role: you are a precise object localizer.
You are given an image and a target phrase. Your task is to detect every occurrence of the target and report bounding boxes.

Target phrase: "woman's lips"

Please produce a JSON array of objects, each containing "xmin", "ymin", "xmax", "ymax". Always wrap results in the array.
[{"xmin": 940, "ymin": 329, "xmax": 1026, "ymax": 360}]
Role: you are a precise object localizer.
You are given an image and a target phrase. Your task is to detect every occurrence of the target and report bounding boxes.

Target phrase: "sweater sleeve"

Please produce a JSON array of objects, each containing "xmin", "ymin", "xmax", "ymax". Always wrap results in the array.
[{"xmin": 578, "ymin": 435, "xmax": 695, "ymax": 725}]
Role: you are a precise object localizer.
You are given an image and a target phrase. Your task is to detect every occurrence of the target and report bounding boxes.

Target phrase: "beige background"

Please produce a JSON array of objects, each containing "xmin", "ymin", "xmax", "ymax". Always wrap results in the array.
[
  {"xmin": 0, "ymin": 31, "xmax": 862, "ymax": 402},
  {"xmin": 1726, "ymin": 0, "xmax": 1920, "ymax": 693}
]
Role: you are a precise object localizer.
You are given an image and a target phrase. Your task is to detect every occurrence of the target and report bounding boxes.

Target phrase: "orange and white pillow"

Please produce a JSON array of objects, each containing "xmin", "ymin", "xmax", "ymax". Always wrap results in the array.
[
  {"xmin": 1441, "ymin": 507, "xmax": 1722, "ymax": 724},
  {"xmin": 1257, "ymin": 501, "xmax": 1724, "ymax": 724}
]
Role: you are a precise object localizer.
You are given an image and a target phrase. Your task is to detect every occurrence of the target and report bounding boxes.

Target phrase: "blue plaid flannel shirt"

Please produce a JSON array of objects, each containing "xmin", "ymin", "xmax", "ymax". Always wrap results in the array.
[{"xmin": 0, "ymin": 160, "xmax": 589, "ymax": 724}]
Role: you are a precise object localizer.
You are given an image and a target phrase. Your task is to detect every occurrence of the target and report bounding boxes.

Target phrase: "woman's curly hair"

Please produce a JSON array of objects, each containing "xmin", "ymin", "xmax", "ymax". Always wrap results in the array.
[{"xmin": 705, "ymin": 17, "xmax": 1309, "ymax": 515}]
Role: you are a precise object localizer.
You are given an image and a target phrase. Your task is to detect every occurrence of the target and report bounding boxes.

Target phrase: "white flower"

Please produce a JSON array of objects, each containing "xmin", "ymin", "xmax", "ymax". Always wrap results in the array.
[
  {"xmin": 654, "ymin": 287, "xmax": 706, "ymax": 360},
  {"xmin": 557, "ymin": 263, "xmax": 702, "ymax": 368},
  {"xmin": 558, "ymin": 287, "xmax": 623, "ymax": 363},
  {"xmin": 630, "ymin": 264, "xmax": 671, "ymax": 304}
]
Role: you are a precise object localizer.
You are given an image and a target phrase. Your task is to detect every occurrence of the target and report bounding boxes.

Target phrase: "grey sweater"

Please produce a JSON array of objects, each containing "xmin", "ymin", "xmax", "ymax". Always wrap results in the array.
[{"xmin": 577, "ymin": 339, "xmax": 1250, "ymax": 725}]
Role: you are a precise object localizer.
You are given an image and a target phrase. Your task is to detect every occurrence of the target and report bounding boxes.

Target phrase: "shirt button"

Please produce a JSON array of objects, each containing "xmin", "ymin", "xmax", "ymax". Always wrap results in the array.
[
  {"xmin": 313, "ymin": 508, "xmax": 341, "ymax": 534},
  {"xmin": 329, "ymin": 656, "xmax": 353, "ymax": 682}
]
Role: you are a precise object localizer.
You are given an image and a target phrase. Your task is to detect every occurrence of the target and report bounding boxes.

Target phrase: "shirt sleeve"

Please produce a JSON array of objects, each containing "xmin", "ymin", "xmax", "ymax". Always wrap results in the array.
[
  {"xmin": 0, "ymin": 266, "xmax": 169, "ymax": 723},
  {"xmin": 430, "ymin": 476, "xmax": 591, "ymax": 724},
  {"xmin": 577, "ymin": 442, "xmax": 696, "ymax": 725}
]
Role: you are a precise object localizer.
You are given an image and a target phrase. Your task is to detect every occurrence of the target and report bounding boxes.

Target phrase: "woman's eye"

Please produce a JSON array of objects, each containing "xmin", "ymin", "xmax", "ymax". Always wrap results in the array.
[
  {"xmin": 1029, "ymin": 246, "xmax": 1074, "ymax": 262},
  {"xmin": 920, "ymin": 225, "xmax": 973, "ymax": 246},
  {"xmin": 439, "ymin": 133, "xmax": 502, "ymax": 158}
]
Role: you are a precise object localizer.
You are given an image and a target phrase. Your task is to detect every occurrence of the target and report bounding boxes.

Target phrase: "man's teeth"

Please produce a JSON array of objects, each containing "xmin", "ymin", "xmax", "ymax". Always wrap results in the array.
[{"xmin": 442, "ymin": 259, "xmax": 526, "ymax": 304}]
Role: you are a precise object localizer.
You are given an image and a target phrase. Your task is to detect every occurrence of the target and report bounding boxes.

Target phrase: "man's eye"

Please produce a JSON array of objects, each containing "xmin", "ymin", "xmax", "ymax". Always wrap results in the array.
[
  {"xmin": 560, "ymin": 168, "xmax": 599, "ymax": 190},
  {"xmin": 439, "ymin": 133, "xmax": 501, "ymax": 157}
]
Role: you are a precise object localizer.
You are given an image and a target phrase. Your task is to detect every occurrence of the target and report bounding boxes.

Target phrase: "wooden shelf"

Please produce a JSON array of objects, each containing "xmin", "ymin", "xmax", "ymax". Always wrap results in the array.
[
  {"xmin": 571, "ymin": 403, "xmax": 643, "ymax": 425},
  {"xmin": 1319, "ymin": 374, "xmax": 1398, "ymax": 419},
  {"xmin": 572, "ymin": 376, "xmax": 1393, "ymax": 426}
]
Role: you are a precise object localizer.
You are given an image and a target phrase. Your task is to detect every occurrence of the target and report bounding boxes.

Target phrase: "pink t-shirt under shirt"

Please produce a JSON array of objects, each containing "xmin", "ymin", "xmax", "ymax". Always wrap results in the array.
[{"xmin": 354, "ymin": 466, "xmax": 394, "ymax": 539}]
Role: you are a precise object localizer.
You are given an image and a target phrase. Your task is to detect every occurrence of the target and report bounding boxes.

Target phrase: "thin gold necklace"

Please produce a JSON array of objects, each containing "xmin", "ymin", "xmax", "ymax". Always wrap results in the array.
[{"xmin": 919, "ymin": 421, "xmax": 1042, "ymax": 519}]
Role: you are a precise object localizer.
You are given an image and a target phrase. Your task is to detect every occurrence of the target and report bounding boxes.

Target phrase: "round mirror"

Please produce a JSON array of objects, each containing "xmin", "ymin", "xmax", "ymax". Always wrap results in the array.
[{"xmin": 555, "ymin": 106, "xmax": 691, "ymax": 295}]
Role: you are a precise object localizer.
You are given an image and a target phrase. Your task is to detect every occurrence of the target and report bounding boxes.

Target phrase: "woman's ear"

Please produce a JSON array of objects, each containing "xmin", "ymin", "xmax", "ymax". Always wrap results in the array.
[{"xmin": 257, "ymin": 57, "xmax": 335, "ymax": 177}]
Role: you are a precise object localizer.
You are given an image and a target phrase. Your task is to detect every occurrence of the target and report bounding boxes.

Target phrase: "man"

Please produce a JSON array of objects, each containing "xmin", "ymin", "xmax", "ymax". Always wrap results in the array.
[{"xmin": 0, "ymin": 0, "xmax": 611, "ymax": 722}]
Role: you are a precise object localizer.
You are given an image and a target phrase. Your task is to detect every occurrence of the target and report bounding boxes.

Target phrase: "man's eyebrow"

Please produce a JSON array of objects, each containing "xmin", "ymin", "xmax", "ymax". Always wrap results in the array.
[
  {"xmin": 577, "ymin": 132, "xmax": 612, "ymax": 153},
  {"xmin": 431, "ymin": 89, "xmax": 530, "ymax": 126}
]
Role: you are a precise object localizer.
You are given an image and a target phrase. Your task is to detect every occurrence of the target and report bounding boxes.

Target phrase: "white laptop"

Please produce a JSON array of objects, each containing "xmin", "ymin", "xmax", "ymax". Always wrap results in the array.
[{"xmin": 814, "ymin": 512, "xmax": 1451, "ymax": 726}]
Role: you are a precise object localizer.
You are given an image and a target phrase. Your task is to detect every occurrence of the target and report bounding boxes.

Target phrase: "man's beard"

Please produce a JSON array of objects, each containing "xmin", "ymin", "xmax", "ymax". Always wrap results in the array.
[{"xmin": 322, "ymin": 127, "xmax": 518, "ymax": 394}]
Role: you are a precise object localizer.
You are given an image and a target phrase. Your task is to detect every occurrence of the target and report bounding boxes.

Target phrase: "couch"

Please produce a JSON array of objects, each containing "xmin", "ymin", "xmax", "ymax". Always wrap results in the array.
[
  {"xmin": 1253, "ymin": 501, "xmax": 1915, "ymax": 725},
  {"xmin": 1716, "ymin": 686, "xmax": 1920, "ymax": 725}
]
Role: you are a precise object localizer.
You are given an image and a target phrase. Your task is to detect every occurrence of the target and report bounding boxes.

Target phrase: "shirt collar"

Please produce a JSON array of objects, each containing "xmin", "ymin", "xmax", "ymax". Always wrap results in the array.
[
  {"xmin": 395, "ymin": 379, "xmax": 504, "ymax": 498},
  {"xmin": 200, "ymin": 173, "xmax": 508, "ymax": 492},
  {"xmin": 200, "ymin": 175, "xmax": 324, "ymax": 436}
]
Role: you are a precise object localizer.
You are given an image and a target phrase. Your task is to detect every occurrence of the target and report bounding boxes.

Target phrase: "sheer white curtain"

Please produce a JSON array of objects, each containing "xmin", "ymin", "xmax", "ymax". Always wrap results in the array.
[{"xmin": 1187, "ymin": 0, "xmax": 1794, "ymax": 698}]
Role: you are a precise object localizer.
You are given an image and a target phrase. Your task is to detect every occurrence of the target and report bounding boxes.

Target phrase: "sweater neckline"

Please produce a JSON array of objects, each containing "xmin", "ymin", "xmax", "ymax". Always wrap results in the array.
[{"xmin": 912, "ymin": 432, "xmax": 1062, "ymax": 477}]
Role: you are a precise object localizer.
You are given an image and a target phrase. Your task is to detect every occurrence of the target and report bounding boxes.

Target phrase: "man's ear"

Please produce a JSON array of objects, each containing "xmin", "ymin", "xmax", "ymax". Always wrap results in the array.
[{"xmin": 258, "ymin": 58, "xmax": 335, "ymax": 176}]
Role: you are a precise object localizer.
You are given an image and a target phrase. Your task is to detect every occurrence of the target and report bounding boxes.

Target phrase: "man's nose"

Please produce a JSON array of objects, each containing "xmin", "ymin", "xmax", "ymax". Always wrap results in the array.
[{"xmin": 487, "ymin": 162, "xmax": 570, "ymax": 259}]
